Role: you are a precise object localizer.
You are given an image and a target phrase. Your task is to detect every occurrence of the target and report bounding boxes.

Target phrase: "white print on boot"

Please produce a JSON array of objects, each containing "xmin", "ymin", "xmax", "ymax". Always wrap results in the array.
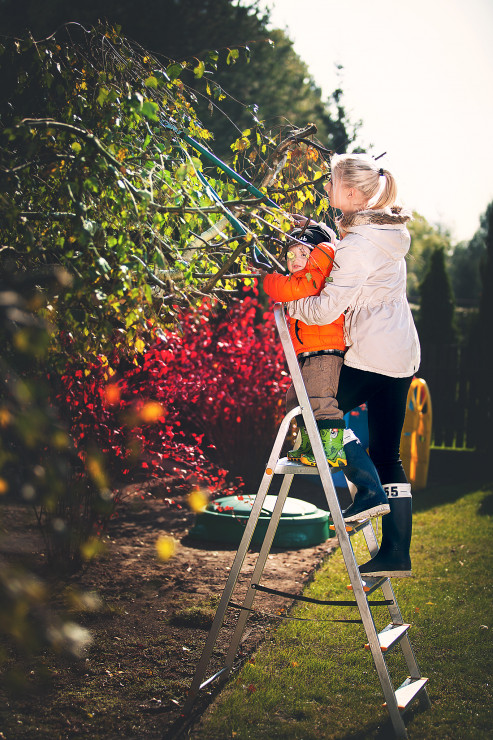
[
  {"xmin": 383, "ymin": 483, "xmax": 412, "ymax": 498},
  {"xmin": 342, "ymin": 428, "xmax": 359, "ymax": 445}
]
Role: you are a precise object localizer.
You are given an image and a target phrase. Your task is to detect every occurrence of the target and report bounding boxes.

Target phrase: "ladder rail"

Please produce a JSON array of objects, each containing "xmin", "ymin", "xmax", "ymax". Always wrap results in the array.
[
  {"xmin": 223, "ymin": 472, "xmax": 295, "ymax": 673},
  {"xmin": 184, "ymin": 303, "xmax": 429, "ymax": 736},
  {"xmin": 184, "ymin": 406, "xmax": 299, "ymax": 710},
  {"xmin": 273, "ymin": 304, "xmax": 409, "ymax": 737}
]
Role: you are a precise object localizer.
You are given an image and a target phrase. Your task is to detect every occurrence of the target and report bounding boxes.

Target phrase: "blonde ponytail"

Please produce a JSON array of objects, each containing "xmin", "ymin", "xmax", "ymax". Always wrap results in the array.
[
  {"xmin": 372, "ymin": 168, "xmax": 398, "ymax": 209},
  {"xmin": 331, "ymin": 154, "xmax": 398, "ymax": 210}
]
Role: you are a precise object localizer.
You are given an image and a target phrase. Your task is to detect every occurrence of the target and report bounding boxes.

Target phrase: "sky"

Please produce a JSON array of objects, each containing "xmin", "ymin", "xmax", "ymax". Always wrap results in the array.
[{"xmin": 256, "ymin": 0, "xmax": 493, "ymax": 243}]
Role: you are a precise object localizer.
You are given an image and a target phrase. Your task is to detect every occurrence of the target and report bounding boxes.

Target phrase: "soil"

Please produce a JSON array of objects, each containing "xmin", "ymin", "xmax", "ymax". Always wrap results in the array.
[{"xmin": 0, "ymin": 475, "xmax": 347, "ymax": 739}]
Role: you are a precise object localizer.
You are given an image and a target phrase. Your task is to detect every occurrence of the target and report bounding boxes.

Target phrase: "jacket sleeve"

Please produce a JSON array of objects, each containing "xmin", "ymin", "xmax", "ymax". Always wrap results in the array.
[
  {"xmin": 263, "ymin": 243, "xmax": 335, "ymax": 302},
  {"xmin": 287, "ymin": 234, "xmax": 372, "ymax": 325}
]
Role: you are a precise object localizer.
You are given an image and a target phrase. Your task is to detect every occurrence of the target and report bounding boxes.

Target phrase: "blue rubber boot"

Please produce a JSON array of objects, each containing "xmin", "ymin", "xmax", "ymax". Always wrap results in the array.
[
  {"xmin": 359, "ymin": 483, "xmax": 413, "ymax": 577},
  {"xmin": 340, "ymin": 430, "xmax": 390, "ymax": 523}
]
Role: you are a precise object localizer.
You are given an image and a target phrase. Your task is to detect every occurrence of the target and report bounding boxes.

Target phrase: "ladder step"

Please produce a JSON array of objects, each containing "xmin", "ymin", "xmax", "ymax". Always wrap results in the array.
[
  {"xmin": 347, "ymin": 576, "xmax": 388, "ymax": 594},
  {"xmin": 274, "ymin": 457, "xmax": 320, "ymax": 475},
  {"xmin": 383, "ymin": 677, "xmax": 429, "ymax": 710},
  {"xmin": 365, "ymin": 623, "xmax": 410, "ymax": 652},
  {"xmin": 330, "ymin": 518, "xmax": 372, "ymax": 535}
]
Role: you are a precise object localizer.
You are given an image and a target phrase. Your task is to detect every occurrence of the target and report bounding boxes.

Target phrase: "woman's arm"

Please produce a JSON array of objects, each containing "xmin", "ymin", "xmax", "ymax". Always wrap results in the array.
[
  {"xmin": 287, "ymin": 237, "xmax": 371, "ymax": 325},
  {"xmin": 263, "ymin": 244, "xmax": 335, "ymax": 302}
]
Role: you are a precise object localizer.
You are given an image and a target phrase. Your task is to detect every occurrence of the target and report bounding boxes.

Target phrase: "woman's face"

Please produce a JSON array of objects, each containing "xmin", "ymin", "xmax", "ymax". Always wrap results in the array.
[{"xmin": 324, "ymin": 176, "xmax": 362, "ymax": 214}]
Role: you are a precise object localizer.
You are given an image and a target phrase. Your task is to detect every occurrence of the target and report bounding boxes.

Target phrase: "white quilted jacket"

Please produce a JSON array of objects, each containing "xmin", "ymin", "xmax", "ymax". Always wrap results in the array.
[{"xmin": 287, "ymin": 207, "xmax": 420, "ymax": 378}]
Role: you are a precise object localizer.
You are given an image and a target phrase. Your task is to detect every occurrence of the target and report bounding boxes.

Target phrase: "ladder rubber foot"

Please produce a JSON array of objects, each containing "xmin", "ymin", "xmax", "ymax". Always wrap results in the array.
[
  {"xmin": 347, "ymin": 576, "xmax": 388, "ymax": 594},
  {"xmin": 330, "ymin": 518, "xmax": 373, "ymax": 534},
  {"xmin": 383, "ymin": 677, "xmax": 429, "ymax": 710}
]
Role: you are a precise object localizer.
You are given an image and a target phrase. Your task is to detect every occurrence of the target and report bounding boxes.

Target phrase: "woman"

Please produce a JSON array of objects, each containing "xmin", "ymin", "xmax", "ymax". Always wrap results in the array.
[{"xmin": 289, "ymin": 153, "xmax": 420, "ymax": 578}]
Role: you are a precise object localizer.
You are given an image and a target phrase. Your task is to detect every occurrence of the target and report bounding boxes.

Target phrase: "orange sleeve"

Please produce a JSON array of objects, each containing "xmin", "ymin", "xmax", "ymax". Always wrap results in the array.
[{"xmin": 263, "ymin": 243, "xmax": 335, "ymax": 302}]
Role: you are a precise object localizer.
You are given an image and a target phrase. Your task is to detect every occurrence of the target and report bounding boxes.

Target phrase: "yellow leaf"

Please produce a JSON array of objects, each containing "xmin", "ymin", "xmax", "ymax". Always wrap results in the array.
[
  {"xmin": 135, "ymin": 338, "xmax": 146, "ymax": 353},
  {"xmin": 188, "ymin": 489, "xmax": 209, "ymax": 512},
  {"xmin": 81, "ymin": 536, "xmax": 106, "ymax": 561},
  {"xmin": 86, "ymin": 455, "xmax": 109, "ymax": 489},
  {"xmin": 156, "ymin": 536, "xmax": 176, "ymax": 561}
]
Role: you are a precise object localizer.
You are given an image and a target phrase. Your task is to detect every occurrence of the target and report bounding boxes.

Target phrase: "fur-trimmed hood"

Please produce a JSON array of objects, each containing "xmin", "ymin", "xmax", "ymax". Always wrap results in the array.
[
  {"xmin": 337, "ymin": 206, "xmax": 412, "ymax": 262},
  {"xmin": 337, "ymin": 205, "xmax": 412, "ymax": 230}
]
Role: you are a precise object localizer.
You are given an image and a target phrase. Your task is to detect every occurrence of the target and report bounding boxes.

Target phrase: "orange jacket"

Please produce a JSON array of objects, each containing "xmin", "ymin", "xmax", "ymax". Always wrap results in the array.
[{"xmin": 263, "ymin": 243, "xmax": 345, "ymax": 355}]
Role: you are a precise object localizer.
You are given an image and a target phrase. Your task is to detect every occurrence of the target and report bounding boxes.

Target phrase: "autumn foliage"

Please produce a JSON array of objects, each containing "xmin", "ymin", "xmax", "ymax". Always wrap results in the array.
[{"xmin": 57, "ymin": 289, "xmax": 291, "ymax": 496}]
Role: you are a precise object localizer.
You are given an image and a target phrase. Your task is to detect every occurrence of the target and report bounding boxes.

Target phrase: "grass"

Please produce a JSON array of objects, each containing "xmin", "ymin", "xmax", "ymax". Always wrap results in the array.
[{"xmin": 191, "ymin": 478, "xmax": 493, "ymax": 739}]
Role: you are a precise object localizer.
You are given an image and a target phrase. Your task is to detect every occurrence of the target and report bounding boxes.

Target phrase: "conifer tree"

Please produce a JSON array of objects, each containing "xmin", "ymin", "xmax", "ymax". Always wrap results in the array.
[
  {"xmin": 468, "ymin": 202, "xmax": 493, "ymax": 454},
  {"xmin": 417, "ymin": 246, "xmax": 457, "ymax": 345}
]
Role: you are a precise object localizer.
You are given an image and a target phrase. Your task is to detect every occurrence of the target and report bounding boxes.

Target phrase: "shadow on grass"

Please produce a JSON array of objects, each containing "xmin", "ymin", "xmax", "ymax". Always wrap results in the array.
[
  {"xmin": 412, "ymin": 448, "xmax": 492, "ymax": 514},
  {"xmin": 337, "ymin": 704, "xmax": 429, "ymax": 740}
]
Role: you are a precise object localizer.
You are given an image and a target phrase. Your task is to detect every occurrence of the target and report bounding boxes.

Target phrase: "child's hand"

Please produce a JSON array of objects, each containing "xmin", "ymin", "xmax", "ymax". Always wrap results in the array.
[
  {"xmin": 290, "ymin": 214, "xmax": 317, "ymax": 228},
  {"xmin": 247, "ymin": 263, "xmax": 268, "ymax": 279}
]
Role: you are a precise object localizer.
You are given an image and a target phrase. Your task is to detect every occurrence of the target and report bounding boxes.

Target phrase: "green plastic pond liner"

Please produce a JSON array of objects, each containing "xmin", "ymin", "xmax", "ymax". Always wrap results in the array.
[{"xmin": 188, "ymin": 494, "xmax": 332, "ymax": 549}]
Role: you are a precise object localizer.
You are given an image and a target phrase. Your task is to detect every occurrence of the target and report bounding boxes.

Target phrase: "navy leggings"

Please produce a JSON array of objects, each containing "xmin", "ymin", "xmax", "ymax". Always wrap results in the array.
[{"xmin": 336, "ymin": 364, "xmax": 413, "ymax": 486}]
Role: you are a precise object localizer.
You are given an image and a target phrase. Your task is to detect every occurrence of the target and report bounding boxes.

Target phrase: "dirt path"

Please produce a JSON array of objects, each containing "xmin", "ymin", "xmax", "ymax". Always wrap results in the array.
[{"xmin": 0, "ymin": 477, "xmax": 344, "ymax": 738}]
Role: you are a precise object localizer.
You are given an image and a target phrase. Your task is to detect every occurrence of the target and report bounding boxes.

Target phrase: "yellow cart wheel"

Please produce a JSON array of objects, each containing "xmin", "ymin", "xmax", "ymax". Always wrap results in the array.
[{"xmin": 400, "ymin": 378, "xmax": 433, "ymax": 490}]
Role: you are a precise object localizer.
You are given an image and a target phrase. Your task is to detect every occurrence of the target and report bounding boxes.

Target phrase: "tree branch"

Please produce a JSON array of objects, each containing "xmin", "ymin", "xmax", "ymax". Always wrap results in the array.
[{"xmin": 201, "ymin": 241, "xmax": 247, "ymax": 294}]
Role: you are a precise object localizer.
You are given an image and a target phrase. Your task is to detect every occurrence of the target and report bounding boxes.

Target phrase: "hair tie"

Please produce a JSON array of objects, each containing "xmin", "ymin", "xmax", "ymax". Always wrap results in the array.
[{"xmin": 379, "ymin": 168, "xmax": 384, "ymax": 177}]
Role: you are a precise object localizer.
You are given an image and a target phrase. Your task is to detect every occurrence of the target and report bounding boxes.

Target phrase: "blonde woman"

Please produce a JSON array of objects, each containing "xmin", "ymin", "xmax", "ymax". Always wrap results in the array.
[{"xmin": 290, "ymin": 154, "xmax": 420, "ymax": 578}]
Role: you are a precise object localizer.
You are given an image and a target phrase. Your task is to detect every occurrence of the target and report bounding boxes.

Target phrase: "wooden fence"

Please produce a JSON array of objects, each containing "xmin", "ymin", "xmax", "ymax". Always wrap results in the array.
[{"xmin": 418, "ymin": 341, "xmax": 491, "ymax": 450}]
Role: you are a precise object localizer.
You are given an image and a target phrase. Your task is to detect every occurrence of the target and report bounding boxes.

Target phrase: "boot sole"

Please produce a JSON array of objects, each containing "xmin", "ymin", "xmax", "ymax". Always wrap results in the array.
[
  {"xmin": 300, "ymin": 456, "xmax": 347, "ymax": 469},
  {"xmin": 343, "ymin": 503, "xmax": 390, "ymax": 522},
  {"xmin": 360, "ymin": 570, "xmax": 413, "ymax": 578}
]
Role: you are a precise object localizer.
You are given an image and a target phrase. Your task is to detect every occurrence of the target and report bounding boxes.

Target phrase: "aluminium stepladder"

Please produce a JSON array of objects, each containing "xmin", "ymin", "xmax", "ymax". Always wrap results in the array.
[{"xmin": 184, "ymin": 302, "xmax": 430, "ymax": 739}]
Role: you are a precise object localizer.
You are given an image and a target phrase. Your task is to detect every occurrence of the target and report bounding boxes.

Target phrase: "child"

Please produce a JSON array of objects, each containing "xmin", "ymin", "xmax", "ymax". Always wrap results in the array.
[
  {"xmin": 263, "ymin": 225, "xmax": 347, "ymax": 468},
  {"xmin": 262, "ymin": 225, "xmax": 390, "ymax": 524}
]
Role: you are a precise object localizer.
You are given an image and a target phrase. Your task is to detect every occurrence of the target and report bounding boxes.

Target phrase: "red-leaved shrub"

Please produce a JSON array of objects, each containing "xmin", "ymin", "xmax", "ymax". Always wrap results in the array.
[{"xmin": 56, "ymin": 290, "xmax": 290, "ymax": 497}]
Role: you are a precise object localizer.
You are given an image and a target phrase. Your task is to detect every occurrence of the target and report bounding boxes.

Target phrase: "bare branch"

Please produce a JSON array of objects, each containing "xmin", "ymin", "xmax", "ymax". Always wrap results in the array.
[{"xmin": 201, "ymin": 241, "xmax": 247, "ymax": 294}]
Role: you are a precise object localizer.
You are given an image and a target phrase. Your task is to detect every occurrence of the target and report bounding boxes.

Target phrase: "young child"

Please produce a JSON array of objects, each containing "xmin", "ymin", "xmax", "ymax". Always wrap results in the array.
[
  {"xmin": 262, "ymin": 224, "xmax": 390, "ymax": 524},
  {"xmin": 263, "ymin": 224, "xmax": 347, "ymax": 467}
]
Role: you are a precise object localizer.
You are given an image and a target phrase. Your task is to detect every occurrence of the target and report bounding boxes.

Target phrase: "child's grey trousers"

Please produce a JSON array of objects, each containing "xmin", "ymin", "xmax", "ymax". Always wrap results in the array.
[{"xmin": 285, "ymin": 353, "xmax": 344, "ymax": 423}]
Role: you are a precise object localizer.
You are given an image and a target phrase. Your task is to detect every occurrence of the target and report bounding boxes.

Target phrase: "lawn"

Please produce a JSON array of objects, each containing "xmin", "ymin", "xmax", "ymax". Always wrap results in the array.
[{"xmin": 190, "ymin": 469, "xmax": 493, "ymax": 739}]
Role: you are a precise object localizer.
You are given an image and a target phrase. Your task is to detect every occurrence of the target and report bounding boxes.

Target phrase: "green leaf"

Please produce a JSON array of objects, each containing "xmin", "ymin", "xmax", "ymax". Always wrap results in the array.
[
  {"xmin": 71, "ymin": 142, "xmax": 81, "ymax": 154},
  {"xmin": 97, "ymin": 86, "xmax": 109, "ymax": 106},
  {"xmin": 144, "ymin": 75, "xmax": 158, "ymax": 89},
  {"xmin": 166, "ymin": 63, "xmax": 183, "ymax": 81},
  {"xmin": 193, "ymin": 60, "xmax": 205, "ymax": 79},
  {"xmin": 226, "ymin": 48, "xmax": 239, "ymax": 65},
  {"xmin": 141, "ymin": 100, "xmax": 159, "ymax": 121}
]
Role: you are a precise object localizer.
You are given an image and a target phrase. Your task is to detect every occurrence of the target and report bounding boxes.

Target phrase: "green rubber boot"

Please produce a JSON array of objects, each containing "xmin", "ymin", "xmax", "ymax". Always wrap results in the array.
[
  {"xmin": 300, "ymin": 422, "xmax": 346, "ymax": 469},
  {"xmin": 287, "ymin": 421, "xmax": 312, "ymax": 462}
]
